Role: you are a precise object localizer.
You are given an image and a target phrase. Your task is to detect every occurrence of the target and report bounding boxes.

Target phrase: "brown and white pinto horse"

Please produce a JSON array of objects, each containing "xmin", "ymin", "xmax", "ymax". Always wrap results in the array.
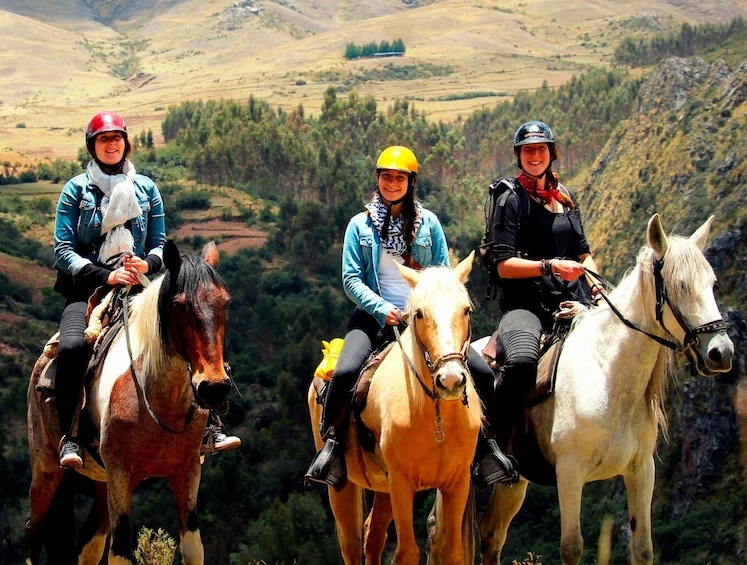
[
  {"xmin": 25, "ymin": 241, "xmax": 231, "ymax": 565},
  {"xmin": 308, "ymin": 252, "xmax": 482, "ymax": 565}
]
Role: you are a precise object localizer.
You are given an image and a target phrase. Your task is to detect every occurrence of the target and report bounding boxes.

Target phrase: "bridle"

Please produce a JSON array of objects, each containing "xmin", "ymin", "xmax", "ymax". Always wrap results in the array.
[
  {"xmin": 586, "ymin": 259, "xmax": 727, "ymax": 373},
  {"xmin": 393, "ymin": 312, "xmax": 472, "ymax": 443}
]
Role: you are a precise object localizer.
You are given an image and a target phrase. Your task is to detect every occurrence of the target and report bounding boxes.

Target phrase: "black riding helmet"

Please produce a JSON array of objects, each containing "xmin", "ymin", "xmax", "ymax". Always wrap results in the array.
[{"xmin": 513, "ymin": 120, "xmax": 558, "ymax": 168}]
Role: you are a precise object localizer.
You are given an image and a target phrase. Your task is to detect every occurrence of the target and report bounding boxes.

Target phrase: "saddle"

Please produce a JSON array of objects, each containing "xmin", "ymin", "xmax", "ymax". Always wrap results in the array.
[{"xmin": 34, "ymin": 287, "xmax": 127, "ymax": 397}]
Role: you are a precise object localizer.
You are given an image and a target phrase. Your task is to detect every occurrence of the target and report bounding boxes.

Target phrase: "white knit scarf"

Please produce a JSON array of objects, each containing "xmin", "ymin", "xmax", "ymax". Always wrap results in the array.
[{"xmin": 87, "ymin": 159, "xmax": 141, "ymax": 267}]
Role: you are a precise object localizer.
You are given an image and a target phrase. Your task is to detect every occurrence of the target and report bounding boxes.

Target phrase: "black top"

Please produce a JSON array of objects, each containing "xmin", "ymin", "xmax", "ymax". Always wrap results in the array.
[{"xmin": 492, "ymin": 182, "xmax": 591, "ymax": 318}]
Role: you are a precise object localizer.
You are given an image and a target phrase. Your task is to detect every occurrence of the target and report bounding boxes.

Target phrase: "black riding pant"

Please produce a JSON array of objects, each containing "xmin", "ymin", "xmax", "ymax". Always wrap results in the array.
[
  {"xmin": 493, "ymin": 308, "xmax": 545, "ymax": 449},
  {"xmin": 56, "ymin": 300, "xmax": 92, "ymax": 437}
]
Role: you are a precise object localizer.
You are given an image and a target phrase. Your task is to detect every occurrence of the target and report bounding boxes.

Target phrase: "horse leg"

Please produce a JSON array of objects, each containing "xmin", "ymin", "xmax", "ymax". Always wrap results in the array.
[
  {"xmin": 434, "ymin": 480, "xmax": 473, "ymax": 565},
  {"xmin": 479, "ymin": 479, "xmax": 528, "ymax": 565},
  {"xmin": 167, "ymin": 464, "xmax": 204, "ymax": 565},
  {"xmin": 364, "ymin": 492, "xmax": 392, "ymax": 565},
  {"xmin": 388, "ymin": 476, "xmax": 419, "ymax": 565},
  {"xmin": 25, "ymin": 469, "xmax": 74, "ymax": 565},
  {"xmin": 623, "ymin": 456, "xmax": 655, "ymax": 565},
  {"xmin": 78, "ymin": 480, "xmax": 110, "ymax": 565},
  {"xmin": 106, "ymin": 469, "xmax": 136, "ymax": 565},
  {"xmin": 556, "ymin": 461, "xmax": 585, "ymax": 565},
  {"xmin": 25, "ymin": 469, "xmax": 62, "ymax": 564},
  {"xmin": 328, "ymin": 482, "xmax": 364, "ymax": 565}
]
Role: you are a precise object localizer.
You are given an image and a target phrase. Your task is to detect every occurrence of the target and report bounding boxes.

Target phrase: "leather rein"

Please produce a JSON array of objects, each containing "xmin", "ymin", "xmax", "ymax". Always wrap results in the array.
[
  {"xmin": 121, "ymin": 286, "xmax": 198, "ymax": 434},
  {"xmin": 585, "ymin": 260, "xmax": 727, "ymax": 371}
]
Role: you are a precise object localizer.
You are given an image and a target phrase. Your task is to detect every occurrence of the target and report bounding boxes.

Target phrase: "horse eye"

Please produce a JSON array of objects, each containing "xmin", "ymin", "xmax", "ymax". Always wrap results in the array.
[
  {"xmin": 414, "ymin": 309, "xmax": 424, "ymax": 320},
  {"xmin": 713, "ymin": 280, "xmax": 720, "ymax": 291},
  {"xmin": 464, "ymin": 306, "xmax": 472, "ymax": 316}
]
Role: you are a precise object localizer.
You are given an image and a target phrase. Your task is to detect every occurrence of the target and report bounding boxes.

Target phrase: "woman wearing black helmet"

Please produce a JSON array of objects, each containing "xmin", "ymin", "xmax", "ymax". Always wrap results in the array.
[
  {"xmin": 53, "ymin": 111, "xmax": 239, "ymax": 467},
  {"xmin": 484, "ymin": 120, "xmax": 601, "ymax": 479}
]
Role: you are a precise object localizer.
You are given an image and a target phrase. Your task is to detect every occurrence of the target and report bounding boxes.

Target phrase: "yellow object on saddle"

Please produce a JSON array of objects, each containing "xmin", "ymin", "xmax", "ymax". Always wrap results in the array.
[{"xmin": 314, "ymin": 338, "xmax": 344, "ymax": 380}]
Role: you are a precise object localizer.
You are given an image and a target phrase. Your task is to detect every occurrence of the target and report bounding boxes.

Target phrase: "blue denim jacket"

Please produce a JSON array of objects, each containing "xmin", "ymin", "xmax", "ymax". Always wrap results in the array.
[
  {"xmin": 342, "ymin": 208, "xmax": 449, "ymax": 327},
  {"xmin": 54, "ymin": 171, "xmax": 166, "ymax": 276}
]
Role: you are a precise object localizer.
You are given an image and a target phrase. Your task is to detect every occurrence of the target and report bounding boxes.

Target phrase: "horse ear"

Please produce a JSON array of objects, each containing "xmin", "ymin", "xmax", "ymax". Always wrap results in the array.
[
  {"xmin": 395, "ymin": 260, "xmax": 421, "ymax": 289},
  {"xmin": 647, "ymin": 214, "xmax": 668, "ymax": 259},
  {"xmin": 453, "ymin": 250, "xmax": 475, "ymax": 284},
  {"xmin": 690, "ymin": 215, "xmax": 715, "ymax": 251},
  {"xmin": 163, "ymin": 240, "xmax": 182, "ymax": 276},
  {"xmin": 202, "ymin": 241, "xmax": 219, "ymax": 268}
]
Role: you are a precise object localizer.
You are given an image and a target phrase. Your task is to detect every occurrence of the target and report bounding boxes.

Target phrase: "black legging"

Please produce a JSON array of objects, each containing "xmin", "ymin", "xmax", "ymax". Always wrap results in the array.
[
  {"xmin": 56, "ymin": 301, "xmax": 92, "ymax": 437},
  {"xmin": 492, "ymin": 307, "xmax": 546, "ymax": 449}
]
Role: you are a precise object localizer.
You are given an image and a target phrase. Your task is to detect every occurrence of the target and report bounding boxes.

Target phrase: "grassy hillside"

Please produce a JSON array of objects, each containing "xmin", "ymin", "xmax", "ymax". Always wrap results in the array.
[{"xmin": 3, "ymin": 0, "xmax": 747, "ymax": 164}]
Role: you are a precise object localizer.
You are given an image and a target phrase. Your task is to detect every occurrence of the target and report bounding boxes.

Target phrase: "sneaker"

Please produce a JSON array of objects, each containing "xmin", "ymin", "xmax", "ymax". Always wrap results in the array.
[
  {"xmin": 59, "ymin": 439, "xmax": 83, "ymax": 468},
  {"xmin": 200, "ymin": 425, "xmax": 241, "ymax": 454},
  {"xmin": 304, "ymin": 437, "xmax": 347, "ymax": 491},
  {"xmin": 472, "ymin": 439, "xmax": 519, "ymax": 488}
]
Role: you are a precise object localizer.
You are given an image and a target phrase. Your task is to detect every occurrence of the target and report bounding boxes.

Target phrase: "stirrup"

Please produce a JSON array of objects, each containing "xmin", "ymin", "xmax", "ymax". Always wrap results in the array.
[
  {"xmin": 304, "ymin": 437, "xmax": 347, "ymax": 491},
  {"xmin": 472, "ymin": 439, "xmax": 519, "ymax": 488}
]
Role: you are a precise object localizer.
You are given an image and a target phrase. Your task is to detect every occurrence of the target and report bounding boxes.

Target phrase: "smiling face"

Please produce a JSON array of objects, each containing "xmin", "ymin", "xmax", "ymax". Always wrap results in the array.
[
  {"xmin": 519, "ymin": 143, "xmax": 551, "ymax": 176},
  {"xmin": 377, "ymin": 168, "xmax": 410, "ymax": 205},
  {"xmin": 94, "ymin": 132, "xmax": 126, "ymax": 166}
]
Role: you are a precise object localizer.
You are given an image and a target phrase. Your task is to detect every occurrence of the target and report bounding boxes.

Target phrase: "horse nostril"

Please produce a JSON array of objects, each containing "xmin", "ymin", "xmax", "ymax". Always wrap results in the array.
[
  {"xmin": 707, "ymin": 348, "xmax": 723, "ymax": 364},
  {"xmin": 196, "ymin": 380, "xmax": 231, "ymax": 408}
]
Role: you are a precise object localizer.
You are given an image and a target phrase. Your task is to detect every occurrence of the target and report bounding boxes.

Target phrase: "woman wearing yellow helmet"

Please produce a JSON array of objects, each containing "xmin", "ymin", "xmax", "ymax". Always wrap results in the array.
[{"xmin": 305, "ymin": 145, "xmax": 507, "ymax": 490}]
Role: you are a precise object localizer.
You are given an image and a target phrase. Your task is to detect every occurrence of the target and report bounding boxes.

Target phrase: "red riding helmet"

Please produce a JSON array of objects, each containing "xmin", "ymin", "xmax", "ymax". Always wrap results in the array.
[{"xmin": 85, "ymin": 111, "xmax": 130, "ymax": 158}]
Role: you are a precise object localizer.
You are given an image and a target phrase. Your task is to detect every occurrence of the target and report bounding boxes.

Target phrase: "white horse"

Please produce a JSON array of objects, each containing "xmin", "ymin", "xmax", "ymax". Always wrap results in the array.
[{"xmin": 431, "ymin": 214, "xmax": 734, "ymax": 565}]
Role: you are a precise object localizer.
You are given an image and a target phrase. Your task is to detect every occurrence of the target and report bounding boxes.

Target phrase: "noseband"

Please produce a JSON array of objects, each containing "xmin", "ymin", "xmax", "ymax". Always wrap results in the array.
[{"xmin": 651, "ymin": 259, "xmax": 728, "ymax": 372}]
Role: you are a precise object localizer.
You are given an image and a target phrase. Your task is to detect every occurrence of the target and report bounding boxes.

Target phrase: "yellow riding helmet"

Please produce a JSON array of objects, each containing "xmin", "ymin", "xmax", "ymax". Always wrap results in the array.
[{"xmin": 375, "ymin": 146, "xmax": 419, "ymax": 175}]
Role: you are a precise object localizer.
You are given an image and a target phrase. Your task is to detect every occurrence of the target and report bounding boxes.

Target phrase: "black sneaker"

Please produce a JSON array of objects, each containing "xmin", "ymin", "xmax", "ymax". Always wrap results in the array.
[
  {"xmin": 200, "ymin": 425, "xmax": 241, "ymax": 454},
  {"xmin": 472, "ymin": 439, "xmax": 519, "ymax": 488},
  {"xmin": 59, "ymin": 439, "xmax": 83, "ymax": 468},
  {"xmin": 304, "ymin": 437, "xmax": 347, "ymax": 491}
]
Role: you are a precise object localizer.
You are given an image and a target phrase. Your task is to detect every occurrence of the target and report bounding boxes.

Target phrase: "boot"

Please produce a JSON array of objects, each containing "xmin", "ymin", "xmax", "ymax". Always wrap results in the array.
[
  {"xmin": 472, "ymin": 434, "xmax": 519, "ymax": 488},
  {"xmin": 304, "ymin": 426, "xmax": 347, "ymax": 491}
]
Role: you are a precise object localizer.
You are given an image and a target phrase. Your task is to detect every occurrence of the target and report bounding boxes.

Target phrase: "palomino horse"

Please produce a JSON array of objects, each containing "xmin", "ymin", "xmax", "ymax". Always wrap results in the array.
[
  {"xmin": 308, "ymin": 252, "xmax": 483, "ymax": 565},
  {"xmin": 25, "ymin": 241, "xmax": 231, "ymax": 565},
  {"xmin": 465, "ymin": 214, "xmax": 734, "ymax": 565}
]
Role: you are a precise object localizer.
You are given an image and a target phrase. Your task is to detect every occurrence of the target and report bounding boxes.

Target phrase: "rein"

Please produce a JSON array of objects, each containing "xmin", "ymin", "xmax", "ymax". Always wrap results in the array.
[
  {"xmin": 584, "ymin": 262, "xmax": 728, "ymax": 364},
  {"xmin": 392, "ymin": 321, "xmax": 471, "ymax": 443},
  {"xmin": 121, "ymin": 286, "xmax": 197, "ymax": 434}
]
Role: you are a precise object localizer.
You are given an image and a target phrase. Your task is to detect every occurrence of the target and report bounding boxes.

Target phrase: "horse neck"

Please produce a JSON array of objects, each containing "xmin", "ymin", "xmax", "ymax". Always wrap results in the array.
[
  {"xmin": 128, "ymin": 283, "xmax": 194, "ymax": 413},
  {"xmin": 586, "ymin": 265, "xmax": 671, "ymax": 402}
]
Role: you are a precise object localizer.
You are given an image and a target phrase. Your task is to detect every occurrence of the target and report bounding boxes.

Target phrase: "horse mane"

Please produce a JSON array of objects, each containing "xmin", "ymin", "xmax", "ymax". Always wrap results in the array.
[
  {"xmin": 127, "ymin": 252, "xmax": 226, "ymax": 379},
  {"xmin": 597, "ymin": 233, "xmax": 713, "ymax": 440}
]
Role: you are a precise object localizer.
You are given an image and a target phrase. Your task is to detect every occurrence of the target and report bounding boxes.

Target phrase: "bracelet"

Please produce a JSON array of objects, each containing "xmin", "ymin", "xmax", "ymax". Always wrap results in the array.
[{"xmin": 539, "ymin": 259, "xmax": 553, "ymax": 276}]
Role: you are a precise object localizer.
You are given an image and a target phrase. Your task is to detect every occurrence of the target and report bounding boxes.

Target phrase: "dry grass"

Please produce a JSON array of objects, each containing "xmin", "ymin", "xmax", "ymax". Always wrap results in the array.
[{"xmin": 1, "ymin": 0, "xmax": 746, "ymax": 164}]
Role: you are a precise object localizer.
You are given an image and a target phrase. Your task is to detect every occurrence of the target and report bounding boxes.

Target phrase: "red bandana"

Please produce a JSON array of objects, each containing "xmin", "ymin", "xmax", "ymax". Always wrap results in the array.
[{"xmin": 516, "ymin": 171, "xmax": 561, "ymax": 205}]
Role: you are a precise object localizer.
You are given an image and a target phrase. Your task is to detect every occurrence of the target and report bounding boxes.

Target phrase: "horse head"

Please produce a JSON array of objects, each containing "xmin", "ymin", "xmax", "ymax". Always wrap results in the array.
[
  {"xmin": 160, "ymin": 240, "xmax": 232, "ymax": 410},
  {"xmin": 646, "ymin": 213, "xmax": 734, "ymax": 376},
  {"xmin": 396, "ymin": 251, "xmax": 475, "ymax": 401}
]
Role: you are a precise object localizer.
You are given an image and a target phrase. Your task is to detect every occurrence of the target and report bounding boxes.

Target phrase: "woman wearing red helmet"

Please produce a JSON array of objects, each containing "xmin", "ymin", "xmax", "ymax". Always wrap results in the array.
[
  {"xmin": 304, "ymin": 146, "xmax": 506, "ymax": 489},
  {"xmin": 53, "ymin": 111, "xmax": 239, "ymax": 467},
  {"xmin": 482, "ymin": 120, "xmax": 603, "ymax": 481}
]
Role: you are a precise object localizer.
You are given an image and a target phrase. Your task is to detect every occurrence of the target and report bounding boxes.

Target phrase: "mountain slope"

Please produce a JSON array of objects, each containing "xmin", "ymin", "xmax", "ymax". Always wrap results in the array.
[{"xmin": 4, "ymin": 0, "xmax": 747, "ymax": 163}]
